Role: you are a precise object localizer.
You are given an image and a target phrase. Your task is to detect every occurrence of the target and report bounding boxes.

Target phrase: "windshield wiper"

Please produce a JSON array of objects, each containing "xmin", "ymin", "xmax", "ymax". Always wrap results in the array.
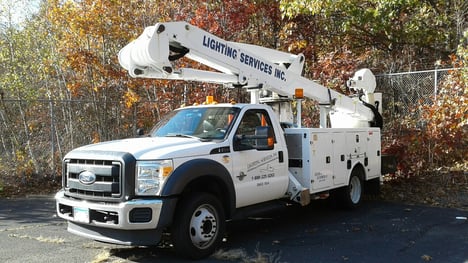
[{"xmin": 165, "ymin": 133, "xmax": 211, "ymax": 142}]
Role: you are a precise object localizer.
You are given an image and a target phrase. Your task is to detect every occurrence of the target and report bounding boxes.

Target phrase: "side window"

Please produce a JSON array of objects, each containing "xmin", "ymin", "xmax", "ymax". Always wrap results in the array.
[{"xmin": 234, "ymin": 110, "xmax": 275, "ymax": 150}]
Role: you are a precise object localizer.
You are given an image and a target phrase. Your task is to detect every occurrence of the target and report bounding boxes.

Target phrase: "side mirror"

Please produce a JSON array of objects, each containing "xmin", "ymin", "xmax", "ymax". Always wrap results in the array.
[{"xmin": 255, "ymin": 126, "xmax": 274, "ymax": 151}]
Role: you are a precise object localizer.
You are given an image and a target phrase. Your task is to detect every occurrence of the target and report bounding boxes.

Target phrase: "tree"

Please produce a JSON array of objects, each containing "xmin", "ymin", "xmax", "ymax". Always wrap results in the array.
[
  {"xmin": 280, "ymin": 0, "xmax": 465, "ymax": 71},
  {"xmin": 0, "ymin": 2, "xmax": 52, "ymax": 177},
  {"xmin": 163, "ymin": 0, "xmax": 287, "ymax": 105}
]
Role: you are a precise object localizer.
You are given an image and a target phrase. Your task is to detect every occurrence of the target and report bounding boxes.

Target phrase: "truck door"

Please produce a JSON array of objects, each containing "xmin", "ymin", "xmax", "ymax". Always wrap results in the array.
[{"xmin": 231, "ymin": 109, "xmax": 288, "ymax": 208}]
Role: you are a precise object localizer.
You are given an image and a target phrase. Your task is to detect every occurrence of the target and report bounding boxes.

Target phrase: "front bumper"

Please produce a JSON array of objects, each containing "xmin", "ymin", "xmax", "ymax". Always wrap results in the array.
[{"xmin": 55, "ymin": 190, "xmax": 175, "ymax": 245}]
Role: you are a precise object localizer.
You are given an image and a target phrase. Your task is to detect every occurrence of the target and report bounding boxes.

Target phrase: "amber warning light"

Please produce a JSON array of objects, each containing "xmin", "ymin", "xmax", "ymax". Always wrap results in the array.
[{"xmin": 295, "ymin": 88, "xmax": 304, "ymax": 99}]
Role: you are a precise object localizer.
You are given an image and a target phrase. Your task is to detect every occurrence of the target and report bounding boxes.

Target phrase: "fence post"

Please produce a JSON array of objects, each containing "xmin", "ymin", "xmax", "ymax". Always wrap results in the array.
[{"xmin": 434, "ymin": 69, "xmax": 438, "ymax": 100}]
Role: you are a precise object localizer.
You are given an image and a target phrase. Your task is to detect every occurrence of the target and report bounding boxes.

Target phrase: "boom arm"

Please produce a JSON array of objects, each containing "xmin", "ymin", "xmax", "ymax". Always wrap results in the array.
[{"xmin": 119, "ymin": 21, "xmax": 380, "ymax": 128}]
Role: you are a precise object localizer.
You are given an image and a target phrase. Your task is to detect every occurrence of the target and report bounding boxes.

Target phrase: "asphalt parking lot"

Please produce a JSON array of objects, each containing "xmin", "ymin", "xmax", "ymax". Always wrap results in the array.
[{"xmin": 0, "ymin": 195, "xmax": 467, "ymax": 263}]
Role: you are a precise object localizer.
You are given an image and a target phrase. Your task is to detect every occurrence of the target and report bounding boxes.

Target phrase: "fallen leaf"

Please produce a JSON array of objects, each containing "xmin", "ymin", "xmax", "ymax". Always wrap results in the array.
[{"xmin": 421, "ymin": 254, "xmax": 432, "ymax": 261}]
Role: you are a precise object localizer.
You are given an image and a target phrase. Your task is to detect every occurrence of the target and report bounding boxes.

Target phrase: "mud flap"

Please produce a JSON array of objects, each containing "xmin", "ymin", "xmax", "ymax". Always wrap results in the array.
[{"xmin": 288, "ymin": 173, "xmax": 310, "ymax": 206}]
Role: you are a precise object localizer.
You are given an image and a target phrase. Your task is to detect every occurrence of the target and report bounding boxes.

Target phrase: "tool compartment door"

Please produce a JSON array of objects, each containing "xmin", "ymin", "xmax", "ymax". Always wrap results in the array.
[
  {"xmin": 332, "ymin": 131, "xmax": 347, "ymax": 186},
  {"xmin": 308, "ymin": 131, "xmax": 334, "ymax": 191}
]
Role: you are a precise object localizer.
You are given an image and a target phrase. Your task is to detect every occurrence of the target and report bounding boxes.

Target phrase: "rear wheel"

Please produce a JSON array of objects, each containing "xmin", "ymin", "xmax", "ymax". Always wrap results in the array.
[
  {"xmin": 172, "ymin": 192, "xmax": 225, "ymax": 259},
  {"xmin": 337, "ymin": 169, "xmax": 363, "ymax": 209}
]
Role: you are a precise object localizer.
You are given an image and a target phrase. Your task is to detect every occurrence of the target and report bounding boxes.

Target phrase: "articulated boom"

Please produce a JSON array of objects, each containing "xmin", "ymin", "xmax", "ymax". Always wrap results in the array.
[{"xmin": 119, "ymin": 21, "xmax": 380, "ymax": 128}]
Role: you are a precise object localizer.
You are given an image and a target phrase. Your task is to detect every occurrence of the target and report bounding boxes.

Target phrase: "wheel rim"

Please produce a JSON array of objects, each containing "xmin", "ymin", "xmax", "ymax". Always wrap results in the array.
[
  {"xmin": 349, "ymin": 176, "xmax": 362, "ymax": 204},
  {"xmin": 189, "ymin": 204, "xmax": 218, "ymax": 249}
]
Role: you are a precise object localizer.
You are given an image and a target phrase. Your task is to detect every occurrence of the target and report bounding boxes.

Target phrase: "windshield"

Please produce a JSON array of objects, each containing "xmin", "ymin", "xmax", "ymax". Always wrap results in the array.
[{"xmin": 150, "ymin": 107, "xmax": 240, "ymax": 140}]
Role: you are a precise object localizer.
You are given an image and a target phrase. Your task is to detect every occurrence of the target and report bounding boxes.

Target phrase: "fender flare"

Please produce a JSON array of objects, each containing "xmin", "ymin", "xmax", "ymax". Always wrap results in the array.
[
  {"xmin": 161, "ymin": 158, "xmax": 236, "ymax": 216},
  {"xmin": 349, "ymin": 162, "xmax": 366, "ymax": 181}
]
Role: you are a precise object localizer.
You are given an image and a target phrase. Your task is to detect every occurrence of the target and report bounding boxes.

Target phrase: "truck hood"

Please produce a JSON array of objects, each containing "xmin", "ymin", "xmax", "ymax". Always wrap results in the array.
[{"xmin": 67, "ymin": 137, "xmax": 224, "ymax": 160}]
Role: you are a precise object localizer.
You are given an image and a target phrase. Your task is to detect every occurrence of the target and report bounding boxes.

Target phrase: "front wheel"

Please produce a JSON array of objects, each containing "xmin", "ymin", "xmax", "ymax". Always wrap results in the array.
[{"xmin": 172, "ymin": 193, "xmax": 225, "ymax": 259}]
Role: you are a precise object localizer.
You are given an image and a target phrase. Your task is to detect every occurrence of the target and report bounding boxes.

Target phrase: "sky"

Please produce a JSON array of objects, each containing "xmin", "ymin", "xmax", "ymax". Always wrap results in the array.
[{"xmin": 0, "ymin": 0, "xmax": 40, "ymax": 27}]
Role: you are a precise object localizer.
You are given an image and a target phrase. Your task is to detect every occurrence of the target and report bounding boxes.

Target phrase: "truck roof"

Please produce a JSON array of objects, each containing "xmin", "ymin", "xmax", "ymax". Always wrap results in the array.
[{"xmin": 177, "ymin": 103, "xmax": 270, "ymax": 111}]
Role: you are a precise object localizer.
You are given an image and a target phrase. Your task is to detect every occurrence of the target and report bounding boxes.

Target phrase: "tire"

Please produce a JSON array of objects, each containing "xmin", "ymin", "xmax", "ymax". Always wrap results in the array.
[
  {"xmin": 337, "ymin": 169, "xmax": 363, "ymax": 209},
  {"xmin": 172, "ymin": 192, "xmax": 225, "ymax": 259}
]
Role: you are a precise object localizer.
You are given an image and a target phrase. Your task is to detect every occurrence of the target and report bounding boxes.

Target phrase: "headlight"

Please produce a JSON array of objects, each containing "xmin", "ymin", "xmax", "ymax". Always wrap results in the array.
[{"xmin": 135, "ymin": 160, "xmax": 173, "ymax": 196}]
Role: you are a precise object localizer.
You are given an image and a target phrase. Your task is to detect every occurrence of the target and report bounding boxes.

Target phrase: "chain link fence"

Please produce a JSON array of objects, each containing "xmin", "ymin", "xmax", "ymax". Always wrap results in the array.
[
  {"xmin": 0, "ymin": 68, "xmax": 459, "ymax": 179},
  {"xmin": 375, "ymin": 68, "xmax": 457, "ymax": 121},
  {"xmin": 0, "ymin": 98, "xmax": 162, "ymax": 178}
]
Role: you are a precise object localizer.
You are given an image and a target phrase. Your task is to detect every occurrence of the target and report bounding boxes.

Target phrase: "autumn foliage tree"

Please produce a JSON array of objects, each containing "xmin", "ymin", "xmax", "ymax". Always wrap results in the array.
[
  {"xmin": 0, "ymin": 4, "xmax": 56, "ymax": 184},
  {"xmin": 47, "ymin": 0, "xmax": 159, "ymax": 142},
  {"xmin": 280, "ymin": 0, "xmax": 465, "ymax": 71}
]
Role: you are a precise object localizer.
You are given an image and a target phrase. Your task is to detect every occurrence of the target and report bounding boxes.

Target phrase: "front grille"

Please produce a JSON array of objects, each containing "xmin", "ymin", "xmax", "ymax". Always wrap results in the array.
[{"xmin": 65, "ymin": 159, "xmax": 122, "ymax": 199}]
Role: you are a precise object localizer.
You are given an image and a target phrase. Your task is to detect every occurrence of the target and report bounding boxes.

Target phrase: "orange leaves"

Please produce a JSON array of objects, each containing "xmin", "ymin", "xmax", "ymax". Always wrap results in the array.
[
  {"xmin": 46, "ymin": 0, "xmax": 186, "ymax": 105},
  {"xmin": 184, "ymin": 1, "xmax": 266, "ymax": 41},
  {"xmin": 307, "ymin": 49, "xmax": 365, "ymax": 93},
  {"xmin": 288, "ymin": 39, "xmax": 309, "ymax": 53},
  {"xmin": 92, "ymin": 131, "xmax": 100, "ymax": 144},
  {"xmin": 123, "ymin": 89, "xmax": 139, "ymax": 109}
]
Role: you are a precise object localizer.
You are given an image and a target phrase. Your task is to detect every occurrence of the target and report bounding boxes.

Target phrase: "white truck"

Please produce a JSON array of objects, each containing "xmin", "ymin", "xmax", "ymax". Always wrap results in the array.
[{"xmin": 55, "ymin": 21, "xmax": 386, "ymax": 259}]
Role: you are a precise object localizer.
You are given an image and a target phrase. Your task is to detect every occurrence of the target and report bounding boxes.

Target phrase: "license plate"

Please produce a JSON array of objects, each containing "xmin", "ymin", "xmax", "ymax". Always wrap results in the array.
[{"xmin": 73, "ymin": 207, "xmax": 90, "ymax": 223}]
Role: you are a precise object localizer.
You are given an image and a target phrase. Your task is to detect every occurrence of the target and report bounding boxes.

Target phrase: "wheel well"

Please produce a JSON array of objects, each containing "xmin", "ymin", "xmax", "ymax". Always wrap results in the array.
[
  {"xmin": 179, "ymin": 176, "xmax": 232, "ymax": 218},
  {"xmin": 351, "ymin": 163, "xmax": 366, "ymax": 180},
  {"xmin": 352, "ymin": 162, "xmax": 380, "ymax": 195}
]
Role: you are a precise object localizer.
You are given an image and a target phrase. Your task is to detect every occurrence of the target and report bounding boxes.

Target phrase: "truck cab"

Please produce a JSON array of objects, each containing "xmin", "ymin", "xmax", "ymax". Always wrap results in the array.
[{"xmin": 56, "ymin": 103, "xmax": 290, "ymax": 258}]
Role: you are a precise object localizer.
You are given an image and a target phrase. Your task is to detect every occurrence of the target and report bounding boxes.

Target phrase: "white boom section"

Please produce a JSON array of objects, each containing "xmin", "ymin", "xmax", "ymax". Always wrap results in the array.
[{"xmin": 119, "ymin": 21, "xmax": 376, "ymax": 128}]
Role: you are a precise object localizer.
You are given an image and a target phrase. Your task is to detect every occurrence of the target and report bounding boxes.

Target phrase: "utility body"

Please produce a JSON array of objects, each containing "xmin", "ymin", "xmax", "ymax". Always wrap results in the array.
[{"xmin": 56, "ymin": 22, "xmax": 386, "ymax": 259}]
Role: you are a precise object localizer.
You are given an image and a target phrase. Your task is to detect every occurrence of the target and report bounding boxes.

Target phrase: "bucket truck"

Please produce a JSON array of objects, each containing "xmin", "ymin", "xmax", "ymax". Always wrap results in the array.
[{"xmin": 56, "ymin": 21, "xmax": 386, "ymax": 259}]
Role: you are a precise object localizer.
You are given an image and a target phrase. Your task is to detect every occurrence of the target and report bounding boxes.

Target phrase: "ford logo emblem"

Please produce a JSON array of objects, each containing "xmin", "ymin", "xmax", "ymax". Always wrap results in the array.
[{"xmin": 78, "ymin": 170, "xmax": 96, "ymax": 185}]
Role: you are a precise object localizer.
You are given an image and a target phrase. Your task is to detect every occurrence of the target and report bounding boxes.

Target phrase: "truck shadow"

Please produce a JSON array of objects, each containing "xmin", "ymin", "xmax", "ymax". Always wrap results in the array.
[{"xmin": 108, "ymin": 200, "xmax": 345, "ymax": 262}]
